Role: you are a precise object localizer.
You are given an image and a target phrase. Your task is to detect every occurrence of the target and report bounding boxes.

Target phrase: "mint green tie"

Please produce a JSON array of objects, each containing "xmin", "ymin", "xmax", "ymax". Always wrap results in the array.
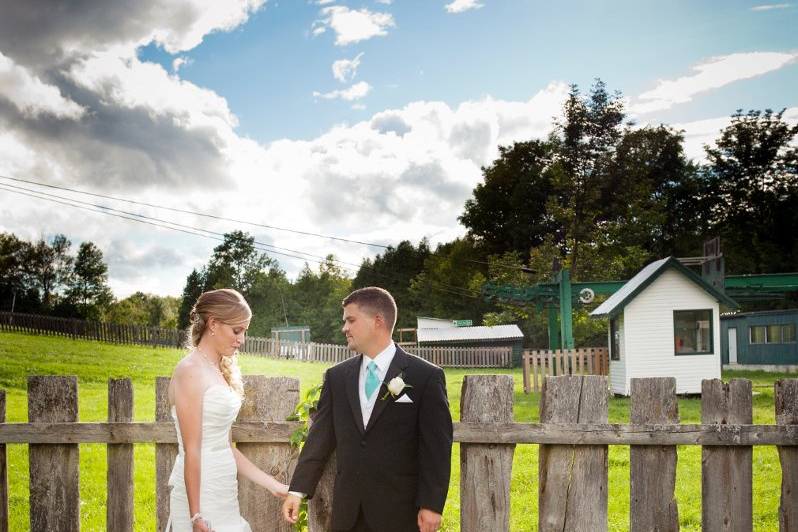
[{"xmin": 365, "ymin": 361, "xmax": 380, "ymax": 398}]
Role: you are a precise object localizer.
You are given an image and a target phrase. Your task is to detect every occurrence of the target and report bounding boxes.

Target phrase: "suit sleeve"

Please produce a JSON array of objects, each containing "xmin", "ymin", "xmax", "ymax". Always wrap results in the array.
[
  {"xmin": 415, "ymin": 367, "xmax": 453, "ymax": 514},
  {"xmin": 289, "ymin": 369, "xmax": 336, "ymax": 498}
]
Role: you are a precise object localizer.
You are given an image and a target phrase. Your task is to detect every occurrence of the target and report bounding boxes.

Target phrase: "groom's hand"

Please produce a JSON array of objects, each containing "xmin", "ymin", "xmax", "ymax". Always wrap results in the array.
[
  {"xmin": 282, "ymin": 493, "xmax": 302, "ymax": 524},
  {"xmin": 417, "ymin": 508, "xmax": 442, "ymax": 532}
]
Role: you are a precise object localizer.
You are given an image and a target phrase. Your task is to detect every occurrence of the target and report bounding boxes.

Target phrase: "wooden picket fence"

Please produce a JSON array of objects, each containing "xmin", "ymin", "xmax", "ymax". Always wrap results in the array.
[
  {"xmin": 522, "ymin": 347, "xmax": 609, "ymax": 393},
  {"xmin": 1, "ymin": 374, "xmax": 797, "ymax": 531},
  {"xmin": 0, "ymin": 312, "xmax": 513, "ymax": 367},
  {"xmin": 0, "ymin": 311, "xmax": 183, "ymax": 347}
]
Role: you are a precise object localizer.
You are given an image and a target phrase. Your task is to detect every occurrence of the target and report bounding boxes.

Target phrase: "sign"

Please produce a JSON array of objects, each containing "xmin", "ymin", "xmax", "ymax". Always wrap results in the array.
[{"xmin": 452, "ymin": 319, "xmax": 473, "ymax": 327}]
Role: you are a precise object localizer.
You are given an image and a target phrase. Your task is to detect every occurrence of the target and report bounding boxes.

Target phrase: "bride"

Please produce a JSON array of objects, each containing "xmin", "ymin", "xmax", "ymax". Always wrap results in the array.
[{"xmin": 167, "ymin": 288, "xmax": 288, "ymax": 531}]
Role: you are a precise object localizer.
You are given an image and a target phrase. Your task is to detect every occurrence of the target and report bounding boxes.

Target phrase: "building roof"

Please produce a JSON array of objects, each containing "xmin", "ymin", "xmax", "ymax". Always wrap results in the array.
[
  {"xmin": 417, "ymin": 324, "xmax": 524, "ymax": 343},
  {"xmin": 721, "ymin": 308, "xmax": 798, "ymax": 320},
  {"xmin": 417, "ymin": 317, "xmax": 456, "ymax": 329},
  {"xmin": 591, "ymin": 256, "xmax": 739, "ymax": 319}
]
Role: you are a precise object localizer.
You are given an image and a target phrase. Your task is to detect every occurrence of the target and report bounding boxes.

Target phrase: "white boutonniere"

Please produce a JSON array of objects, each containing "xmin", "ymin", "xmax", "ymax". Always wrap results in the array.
[{"xmin": 381, "ymin": 373, "xmax": 412, "ymax": 400}]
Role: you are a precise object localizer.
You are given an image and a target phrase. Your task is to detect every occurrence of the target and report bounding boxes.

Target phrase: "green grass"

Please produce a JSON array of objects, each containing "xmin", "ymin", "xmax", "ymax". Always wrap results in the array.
[{"xmin": 0, "ymin": 331, "xmax": 790, "ymax": 531}]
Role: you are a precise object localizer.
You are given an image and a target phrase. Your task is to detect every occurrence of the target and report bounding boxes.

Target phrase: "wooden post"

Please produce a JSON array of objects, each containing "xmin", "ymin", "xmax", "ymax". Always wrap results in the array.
[
  {"xmin": 776, "ymin": 379, "xmax": 798, "ymax": 531},
  {"xmin": 522, "ymin": 352, "xmax": 531, "ymax": 394},
  {"xmin": 0, "ymin": 390, "xmax": 7, "ymax": 532},
  {"xmin": 539, "ymin": 375, "xmax": 608, "ymax": 532},
  {"xmin": 237, "ymin": 376, "xmax": 299, "ymax": 532},
  {"xmin": 107, "ymin": 378, "xmax": 134, "ymax": 531},
  {"xmin": 630, "ymin": 378, "xmax": 679, "ymax": 532},
  {"xmin": 460, "ymin": 375, "xmax": 515, "ymax": 532},
  {"xmin": 28, "ymin": 376, "xmax": 80, "ymax": 532},
  {"xmin": 701, "ymin": 379, "xmax": 753, "ymax": 531},
  {"xmin": 155, "ymin": 376, "xmax": 177, "ymax": 532}
]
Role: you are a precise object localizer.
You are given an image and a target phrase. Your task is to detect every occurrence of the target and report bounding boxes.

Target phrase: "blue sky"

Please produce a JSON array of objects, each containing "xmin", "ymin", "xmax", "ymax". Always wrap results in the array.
[
  {"xmin": 139, "ymin": 1, "xmax": 798, "ymax": 142},
  {"xmin": 0, "ymin": 0, "xmax": 796, "ymax": 297}
]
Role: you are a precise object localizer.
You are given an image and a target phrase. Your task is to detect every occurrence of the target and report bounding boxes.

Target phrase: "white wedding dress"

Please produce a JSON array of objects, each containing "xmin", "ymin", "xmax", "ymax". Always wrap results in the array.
[{"xmin": 166, "ymin": 384, "xmax": 252, "ymax": 531}]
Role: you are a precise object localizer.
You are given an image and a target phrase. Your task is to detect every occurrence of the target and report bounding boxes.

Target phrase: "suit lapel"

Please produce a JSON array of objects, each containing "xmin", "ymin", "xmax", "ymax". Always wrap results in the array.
[
  {"xmin": 365, "ymin": 345, "xmax": 410, "ymax": 433},
  {"xmin": 346, "ymin": 355, "xmax": 366, "ymax": 435}
]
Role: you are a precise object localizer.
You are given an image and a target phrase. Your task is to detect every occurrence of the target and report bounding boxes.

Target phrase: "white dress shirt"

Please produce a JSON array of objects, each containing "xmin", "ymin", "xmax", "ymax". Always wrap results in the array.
[{"xmin": 358, "ymin": 342, "xmax": 396, "ymax": 429}]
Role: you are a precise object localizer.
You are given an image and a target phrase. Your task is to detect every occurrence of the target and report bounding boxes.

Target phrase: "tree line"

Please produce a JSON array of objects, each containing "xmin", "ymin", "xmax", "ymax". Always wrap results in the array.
[
  {"xmin": 0, "ymin": 232, "xmax": 179, "ymax": 327},
  {"xmin": 2, "ymin": 79, "xmax": 796, "ymax": 346}
]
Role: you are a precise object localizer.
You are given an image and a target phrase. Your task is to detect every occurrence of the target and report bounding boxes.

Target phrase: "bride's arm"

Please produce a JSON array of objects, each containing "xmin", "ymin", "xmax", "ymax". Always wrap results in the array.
[
  {"xmin": 173, "ymin": 364, "xmax": 208, "ymax": 525},
  {"xmin": 230, "ymin": 441, "xmax": 289, "ymax": 497}
]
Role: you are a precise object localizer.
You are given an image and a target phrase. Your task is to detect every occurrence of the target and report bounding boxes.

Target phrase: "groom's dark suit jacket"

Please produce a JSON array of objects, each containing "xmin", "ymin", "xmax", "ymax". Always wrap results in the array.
[{"xmin": 289, "ymin": 344, "xmax": 453, "ymax": 531}]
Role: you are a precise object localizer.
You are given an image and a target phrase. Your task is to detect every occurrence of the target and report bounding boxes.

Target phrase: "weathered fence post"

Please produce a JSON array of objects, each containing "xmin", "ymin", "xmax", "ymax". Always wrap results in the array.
[
  {"xmin": 155, "ymin": 376, "xmax": 177, "ymax": 531},
  {"xmin": 308, "ymin": 409, "xmax": 336, "ymax": 531},
  {"xmin": 237, "ymin": 376, "xmax": 299, "ymax": 531},
  {"xmin": 460, "ymin": 375, "xmax": 515, "ymax": 532},
  {"xmin": 28, "ymin": 376, "xmax": 79, "ymax": 532},
  {"xmin": 539, "ymin": 375, "xmax": 608, "ymax": 532},
  {"xmin": 702, "ymin": 379, "xmax": 753, "ymax": 531},
  {"xmin": 522, "ymin": 352, "xmax": 531, "ymax": 393},
  {"xmin": 107, "ymin": 378, "xmax": 134, "ymax": 531},
  {"xmin": 776, "ymin": 379, "xmax": 798, "ymax": 531},
  {"xmin": 630, "ymin": 377, "xmax": 679, "ymax": 532},
  {"xmin": 0, "ymin": 390, "xmax": 7, "ymax": 532}
]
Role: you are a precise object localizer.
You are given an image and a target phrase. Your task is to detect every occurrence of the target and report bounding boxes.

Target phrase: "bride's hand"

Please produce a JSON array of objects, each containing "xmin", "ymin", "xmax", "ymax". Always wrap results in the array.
[
  {"xmin": 192, "ymin": 517, "xmax": 214, "ymax": 532},
  {"xmin": 270, "ymin": 481, "xmax": 289, "ymax": 499}
]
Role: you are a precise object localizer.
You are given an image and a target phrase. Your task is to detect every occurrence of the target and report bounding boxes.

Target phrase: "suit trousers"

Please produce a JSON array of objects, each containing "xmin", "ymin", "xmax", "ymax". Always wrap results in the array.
[{"xmin": 334, "ymin": 506, "xmax": 373, "ymax": 532}]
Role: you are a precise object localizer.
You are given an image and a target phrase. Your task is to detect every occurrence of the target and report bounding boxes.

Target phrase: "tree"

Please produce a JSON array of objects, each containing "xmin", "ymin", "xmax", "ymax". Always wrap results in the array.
[
  {"xmin": 177, "ymin": 268, "xmax": 206, "ymax": 330},
  {"xmin": 107, "ymin": 292, "xmax": 180, "ymax": 328},
  {"xmin": 547, "ymin": 80, "xmax": 625, "ymax": 279},
  {"xmin": 352, "ymin": 240, "xmax": 431, "ymax": 329},
  {"xmin": 204, "ymin": 231, "xmax": 276, "ymax": 294},
  {"xmin": 65, "ymin": 241, "xmax": 113, "ymax": 320},
  {"xmin": 290, "ymin": 256, "xmax": 352, "ymax": 343},
  {"xmin": 459, "ymin": 140, "xmax": 556, "ymax": 257},
  {"xmin": 409, "ymin": 238, "xmax": 495, "ymax": 324},
  {"xmin": 23, "ymin": 234, "xmax": 74, "ymax": 308},
  {"xmin": 704, "ymin": 108, "xmax": 798, "ymax": 273}
]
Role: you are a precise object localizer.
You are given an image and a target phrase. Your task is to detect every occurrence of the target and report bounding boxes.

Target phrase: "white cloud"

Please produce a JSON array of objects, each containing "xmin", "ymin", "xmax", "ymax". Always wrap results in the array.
[
  {"xmin": 750, "ymin": 3, "xmax": 791, "ymax": 11},
  {"xmin": 172, "ymin": 56, "xmax": 193, "ymax": 73},
  {"xmin": 314, "ymin": 81, "xmax": 372, "ymax": 101},
  {"xmin": 0, "ymin": 52, "xmax": 86, "ymax": 119},
  {"xmin": 631, "ymin": 52, "xmax": 798, "ymax": 114},
  {"xmin": 376, "ymin": 0, "xmax": 394, "ymax": 4},
  {"xmin": 352, "ymin": 103, "xmax": 366, "ymax": 110},
  {"xmin": 674, "ymin": 107, "xmax": 798, "ymax": 161},
  {"xmin": 332, "ymin": 52, "xmax": 365, "ymax": 83},
  {"xmin": 314, "ymin": 6, "xmax": 395, "ymax": 46},
  {"xmin": 445, "ymin": 0, "xmax": 484, "ymax": 13}
]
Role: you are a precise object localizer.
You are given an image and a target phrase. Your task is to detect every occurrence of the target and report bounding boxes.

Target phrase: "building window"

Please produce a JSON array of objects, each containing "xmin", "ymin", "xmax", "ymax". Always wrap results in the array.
[
  {"xmin": 783, "ymin": 324, "xmax": 797, "ymax": 344},
  {"xmin": 674, "ymin": 309, "xmax": 713, "ymax": 355},
  {"xmin": 767, "ymin": 324, "xmax": 782, "ymax": 344},
  {"xmin": 610, "ymin": 316, "xmax": 621, "ymax": 361},
  {"xmin": 750, "ymin": 324, "xmax": 797, "ymax": 344},
  {"xmin": 750, "ymin": 326, "xmax": 766, "ymax": 344}
]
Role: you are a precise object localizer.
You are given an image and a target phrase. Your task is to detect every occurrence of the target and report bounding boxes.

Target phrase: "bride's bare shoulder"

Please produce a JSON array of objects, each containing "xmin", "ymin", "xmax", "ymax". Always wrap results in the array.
[{"xmin": 171, "ymin": 352, "xmax": 206, "ymax": 386}]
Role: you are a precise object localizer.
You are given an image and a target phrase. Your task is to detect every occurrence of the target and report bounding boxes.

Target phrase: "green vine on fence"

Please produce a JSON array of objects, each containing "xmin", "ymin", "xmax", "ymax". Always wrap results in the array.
[{"xmin": 286, "ymin": 383, "xmax": 323, "ymax": 532}]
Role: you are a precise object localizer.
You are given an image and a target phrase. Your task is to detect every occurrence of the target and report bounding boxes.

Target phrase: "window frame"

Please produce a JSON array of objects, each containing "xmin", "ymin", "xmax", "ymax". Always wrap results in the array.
[
  {"xmin": 749, "ymin": 325, "xmax": 767, "ymax": 344},
  {"xmin": 782, "ymin": 323, "xmax": 797, "ymax": 344},
  {"xmin": 673, "ymin": 309, "xmax": 714, "ymax": 356},
  {"xmin": 610, "ymin": 316, "xmax": 621, "ymax": 361}
]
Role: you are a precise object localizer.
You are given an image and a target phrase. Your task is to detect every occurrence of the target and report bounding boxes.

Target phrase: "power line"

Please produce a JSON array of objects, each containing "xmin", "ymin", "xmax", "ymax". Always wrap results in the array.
[
  {"xmin": 0, "ymin": 181, "xmax": 480, "ymax": 297},
  {"xmin": 0, "ymin": 184, "xmax": 482, "ymax": 300},
  {"xmin": 0, "ymin": 174, "xmax": 390, "ymax": 249}
]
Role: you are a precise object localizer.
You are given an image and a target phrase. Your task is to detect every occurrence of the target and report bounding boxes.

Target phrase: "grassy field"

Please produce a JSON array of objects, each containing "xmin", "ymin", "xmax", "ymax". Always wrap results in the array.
[{"xmin": 0, "ymin": 330, "xmax": 791, "ymax": 531}]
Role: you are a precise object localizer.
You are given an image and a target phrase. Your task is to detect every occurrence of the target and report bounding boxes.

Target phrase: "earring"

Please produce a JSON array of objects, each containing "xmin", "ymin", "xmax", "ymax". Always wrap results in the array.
[{"xmin": 211, "ymin": 330, "xmax": 215, "ymax": 336}]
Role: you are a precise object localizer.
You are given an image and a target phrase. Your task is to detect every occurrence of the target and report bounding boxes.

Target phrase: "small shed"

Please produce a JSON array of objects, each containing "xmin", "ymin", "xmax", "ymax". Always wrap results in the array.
[
  {"xmin": 720, "ymin": 309, "xmax": 798, "ymax": 369},
  {"xmin": 416, "ymin": 320, "xmax": 525, "ymax": 366},
  {"xmin": 591, "ymin": 257, "xmax": 738, "ymax": 395},
  {"xmin": 271, "ymin": 325, "xmax": 310, "ymax": 343}
]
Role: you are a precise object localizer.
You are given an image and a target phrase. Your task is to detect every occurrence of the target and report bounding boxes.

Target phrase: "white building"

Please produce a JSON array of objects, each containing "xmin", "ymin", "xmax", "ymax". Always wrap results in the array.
[{"xmin": 591, "ymin": 257, "xmax": 738, "ymax": 395}]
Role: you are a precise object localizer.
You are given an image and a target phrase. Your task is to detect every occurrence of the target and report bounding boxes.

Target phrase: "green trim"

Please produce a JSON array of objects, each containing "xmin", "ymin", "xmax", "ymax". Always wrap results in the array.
[
  {"xmin": 673, "ymin": 309, "xmax": 714, "ymax": 356},
  {"xmin": 596, "ymin": 257, "xmax": 739, "ymax": 319}
]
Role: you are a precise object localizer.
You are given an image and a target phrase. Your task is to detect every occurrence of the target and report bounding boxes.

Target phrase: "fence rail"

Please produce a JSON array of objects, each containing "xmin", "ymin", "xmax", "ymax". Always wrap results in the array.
[
  {"xmin": 522, "ymin": 347, "xmax": 609, "ymax": 393},
  {"xmin": 1, "ymin": 375, "xmax": 797, "ymax": 531},
  {"xmin": 1, "ymin": 312, "xmax": 513, "ymax": 368}
]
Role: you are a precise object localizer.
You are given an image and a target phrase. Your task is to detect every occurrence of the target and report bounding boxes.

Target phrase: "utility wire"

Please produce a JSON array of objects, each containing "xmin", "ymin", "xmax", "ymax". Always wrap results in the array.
[
  {"xmin": 0, "ymin": 184, "xmax": 481, "ymax": 299},
  {"xmin": 0, "ymin": 174, "xmax": 390, "ymax": 249}
]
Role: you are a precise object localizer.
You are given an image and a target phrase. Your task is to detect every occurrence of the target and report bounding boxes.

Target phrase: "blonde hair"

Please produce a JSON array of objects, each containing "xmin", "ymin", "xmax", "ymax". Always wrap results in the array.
[{"xmin": 187, "ymin": 288, "xmax": 251, "ymax": 397}]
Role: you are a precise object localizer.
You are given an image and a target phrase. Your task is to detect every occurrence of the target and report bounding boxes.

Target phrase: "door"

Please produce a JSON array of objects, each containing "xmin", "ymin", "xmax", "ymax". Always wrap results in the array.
[{"xmin": 728, "ymin": 328, "xmax": 738, "ymax": 365}]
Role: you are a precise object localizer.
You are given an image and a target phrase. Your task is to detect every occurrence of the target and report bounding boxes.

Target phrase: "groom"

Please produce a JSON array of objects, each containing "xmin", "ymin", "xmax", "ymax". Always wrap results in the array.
[{"xmin": 283, "ymin": 287, "xmax": 453, "ymax": 532}]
